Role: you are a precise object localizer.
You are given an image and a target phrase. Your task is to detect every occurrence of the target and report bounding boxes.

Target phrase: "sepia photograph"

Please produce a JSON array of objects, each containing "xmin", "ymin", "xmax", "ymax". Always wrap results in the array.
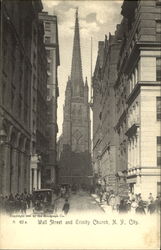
[{"xmin": 0, "ymin": 0, "xmax": 161, "ymax": 249}]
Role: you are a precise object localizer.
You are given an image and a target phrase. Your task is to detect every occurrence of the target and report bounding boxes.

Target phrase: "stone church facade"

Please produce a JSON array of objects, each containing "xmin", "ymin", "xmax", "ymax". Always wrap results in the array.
[{"xmin": 58, "ymin": 10, "xmax": 92, "ymax": 186}]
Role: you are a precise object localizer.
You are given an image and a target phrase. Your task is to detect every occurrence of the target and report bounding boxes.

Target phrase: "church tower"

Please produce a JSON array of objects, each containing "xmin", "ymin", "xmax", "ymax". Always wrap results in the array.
[{"xmin": 59, "ymin": 9, "xmax": 92, "ymax": 186}]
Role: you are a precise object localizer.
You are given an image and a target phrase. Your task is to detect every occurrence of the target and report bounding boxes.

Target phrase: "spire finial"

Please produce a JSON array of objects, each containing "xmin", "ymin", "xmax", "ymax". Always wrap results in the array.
[{"xmin": 70, "ymin": 6, "xmax": 84, "ymax": 96}]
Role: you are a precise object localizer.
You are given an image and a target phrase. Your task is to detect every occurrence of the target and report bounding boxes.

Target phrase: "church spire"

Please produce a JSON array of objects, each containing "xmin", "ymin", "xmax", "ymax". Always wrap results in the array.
[{"xmin": 71, "ymin": 8, "xmax": 84, "ymax": 96}]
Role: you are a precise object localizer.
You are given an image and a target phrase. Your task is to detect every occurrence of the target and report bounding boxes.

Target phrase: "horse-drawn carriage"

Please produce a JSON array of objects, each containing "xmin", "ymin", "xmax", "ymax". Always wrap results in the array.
[{"xmin": 33, "ymin": 189, "xmax": 56, "ymax": 213}]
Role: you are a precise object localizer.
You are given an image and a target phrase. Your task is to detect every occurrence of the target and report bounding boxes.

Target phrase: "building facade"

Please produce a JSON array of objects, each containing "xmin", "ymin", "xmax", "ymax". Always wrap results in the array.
[
  {"xmin": 115, "ymin": 0, "xmax": 161, "ymax": 199},
  {"xmin": 93, "ymin": 28, "xmax": 122, "ymax": 193},
  {"xmin": 34, "ymin": 20, "xmax": 49, "ymax": 190},
  {"xmin": 58, "ymin": 10, "xmax": 92, "ymax": 186},
  {"xmin": 39, "ymin": 12, "xmax": 60, "ymax": 187},
  {"xmin": 0, "ymin": 0, "xmax": 46, "ymax": 195},
  {"xmin": 92, "ymin": 0, "xmax": 161, "ymax": 198}
]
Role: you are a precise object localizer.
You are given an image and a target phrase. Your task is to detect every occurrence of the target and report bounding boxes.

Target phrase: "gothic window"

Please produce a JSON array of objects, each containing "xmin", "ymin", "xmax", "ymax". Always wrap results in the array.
[{"xmin": 72, "ymin": 130, "xmax": 83, "ymax": 152}]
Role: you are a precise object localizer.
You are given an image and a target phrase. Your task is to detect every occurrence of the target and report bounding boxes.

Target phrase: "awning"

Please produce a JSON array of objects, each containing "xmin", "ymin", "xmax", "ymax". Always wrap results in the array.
[{"xmin": 127, "ymin": 177, "xmax": 137, "ymax": 184}]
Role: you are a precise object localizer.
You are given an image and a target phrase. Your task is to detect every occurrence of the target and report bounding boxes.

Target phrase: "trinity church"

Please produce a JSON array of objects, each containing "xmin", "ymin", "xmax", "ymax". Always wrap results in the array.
[{"xmin": 58, "ymin": 9, "xmax": 92, "ymax": 186}]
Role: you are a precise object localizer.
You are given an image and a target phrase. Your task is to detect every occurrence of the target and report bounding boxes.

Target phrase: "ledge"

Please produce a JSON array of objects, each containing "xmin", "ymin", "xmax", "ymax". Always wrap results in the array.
[
  {"xmin": 127, "ymin": 81, "xmax": 161, "ymax": 106},
  {"xmin": 125, "ymin": 123, "xmax": 140, "ymax": 138}
]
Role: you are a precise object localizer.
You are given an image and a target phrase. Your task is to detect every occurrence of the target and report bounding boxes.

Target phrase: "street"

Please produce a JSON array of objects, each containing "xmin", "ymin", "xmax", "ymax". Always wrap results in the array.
[{"xmin": 55, "ymin": 191, "xmax": 104, "ymax": 215}]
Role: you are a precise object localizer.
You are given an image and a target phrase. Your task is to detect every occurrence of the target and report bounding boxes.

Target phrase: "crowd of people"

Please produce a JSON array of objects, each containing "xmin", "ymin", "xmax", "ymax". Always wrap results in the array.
[
  {"xmin": 0, "ymin": 185, "xmax": 73, "ymax": 215},
  {"xmin": 1, "ymin": 184, "xmax": 160, "ymax": 216},
  {"xmin": 95, "ymin": 187, "xmax": 161, "ymax": 215},
  {"xmin": 0, "ymin": 192, "xmax": 32, "ymax": 214}
]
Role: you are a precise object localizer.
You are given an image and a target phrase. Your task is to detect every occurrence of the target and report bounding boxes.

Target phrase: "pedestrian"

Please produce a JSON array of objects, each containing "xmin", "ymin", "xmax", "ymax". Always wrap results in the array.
[
  {"xmin": 155, "ymin": 196, "xmax": 161, "ymax": 214},
  {"xmin": 126, "ymin": 197, "xmax": 131, "ymax": 212},
  {"xmin": 109, "ymin": 194, "xmax": 116, "ymax": 211},
  {"xmin": 148, "ymin": 200, "xmax": 156, "ymax": 214},
  {"xmin": 119, "ymin": 199, "xmax": 127, "ymax": 214},
  {"xmin": 129, "ymin": 191, "xmax": 135, "ymax": 202},
  {"xmin": 9, "ymin": 193, "xmax": 14, "ymax": 201},
  {"xmin": 106, "ymin": 192, "xmax": 110, "ymax": 205},
  {"xmin": 99, "ymin": 190, "xmax": 103, "ymax": 203},
  {"xmin": 148, "ymin": 193, "xmax": 154, "ymax": 204},
  {"xmin": 21, "ymin": 199, "xmax": 27, "ymax": 214},
  {"xmin": 130, "ymin": 199, "xmax": 138, "ymax": 214},
  {"xmin": 115, "ymin": 194, "xmax": 120, "ymax": 212},
  {"xmin": 136, "ymin": 200, "xmax": 146, "ymax": 215},
  {"xmin": 62, "ymin": 199, "xmax": 70, "ymax": 215}
]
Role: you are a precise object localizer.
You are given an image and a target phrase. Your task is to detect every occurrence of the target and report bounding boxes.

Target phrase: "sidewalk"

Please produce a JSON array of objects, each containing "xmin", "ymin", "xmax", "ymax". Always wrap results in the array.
[{"xmin": 91, "ymin": 193, "xmax": 112, "ymax": 213}]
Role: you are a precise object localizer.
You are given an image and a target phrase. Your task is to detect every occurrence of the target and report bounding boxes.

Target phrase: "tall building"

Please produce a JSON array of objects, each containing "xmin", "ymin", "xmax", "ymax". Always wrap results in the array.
[
  {"xmin": 115, "ymin": 0, "xmax": 161, "ymax": 198},
  {"xmin": 39, "ymin": 12, "xmax": 60, "ymax": 187},
  {"xmin": 33, "ymin": 20, "xmax": 49, "ymax": 190},
  {"xmin": 0, "ymin": 0, "xmax": 45, "ymax": 195},
  {"xmin": 92, "ymin": 28, "xmax": 122, "ymax": 193},
  {"xmin": 58, "ymin": 10, "xmax": 92, "ymax": 186},
  {"xmin": 92, "ymin": 0, "xmax": 161, "ymax": 199}
]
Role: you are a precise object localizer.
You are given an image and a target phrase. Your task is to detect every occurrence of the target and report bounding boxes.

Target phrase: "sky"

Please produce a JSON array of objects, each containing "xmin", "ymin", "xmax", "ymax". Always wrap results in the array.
[{"xmin": 42, "ymin": 0, "xmax": 123, "ymax": 137}]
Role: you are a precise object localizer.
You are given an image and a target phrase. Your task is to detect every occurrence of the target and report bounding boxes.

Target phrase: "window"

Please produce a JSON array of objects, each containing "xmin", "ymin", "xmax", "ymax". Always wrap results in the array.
[
  {"xmin": 156, "ymin": 97, "xmax": 161, "ymax": 120},
  {"xmin": 24, "ymin": 105, "xmax": 28, "ymax": 124},
  {"xmin": 45, "ymin": 36, "xmax": 51, "ymax": 44},
  {"xmin": 2, "ymin": 82, "xmax": 6, "ymax": 105},
  {"xmin": 156, "ymin": 21, "xmax": 161, "ymax": 33},
  {"xmin": 156, "ymin": 0, "xmax": 161, "ymax": 6},
  {"xmin": 11, "ymin": 87, "xmax": 15, "ymax": 109},
  {"xmin": 46, "ymin": 49, "xmax": 50, "ymax": 58},
  {"xmin": 157, "ymin": 182, "xmax": 161, "ymax": 196},
  {"xmin": 33, "ymin": 29, "xmax": 37, "ymax": 45},
  {"xmin": 99, "ymin": 112, "xmax": 102, "ymax": 120},
  {"xmin": 47, "ymin": 87, "xmax": 50, "ymax": 97},
  {"xmin": 47, "ymin": 62, "xmax": 50, "ymax": 71},
  {"xmin": 156, "ymin": 20, "xmax": 161, "ymax": 40},
  {"xmin": 156, "ymin": 58, "xmax": 161, "ymax": 81},
  {"xmin": 18, "ymin": 95, "xmax": 22, "ymax": 117},
  {"xmin": 45, "ymin": 169, "xmax": 51, "ymax": 180},
  {"xmin": 157, "ymin": 137, "xmax": 161, "ymax": 166},
  {"xmin": 45, "ymin": 22, "xmax": 51, "ymax": 31}
]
